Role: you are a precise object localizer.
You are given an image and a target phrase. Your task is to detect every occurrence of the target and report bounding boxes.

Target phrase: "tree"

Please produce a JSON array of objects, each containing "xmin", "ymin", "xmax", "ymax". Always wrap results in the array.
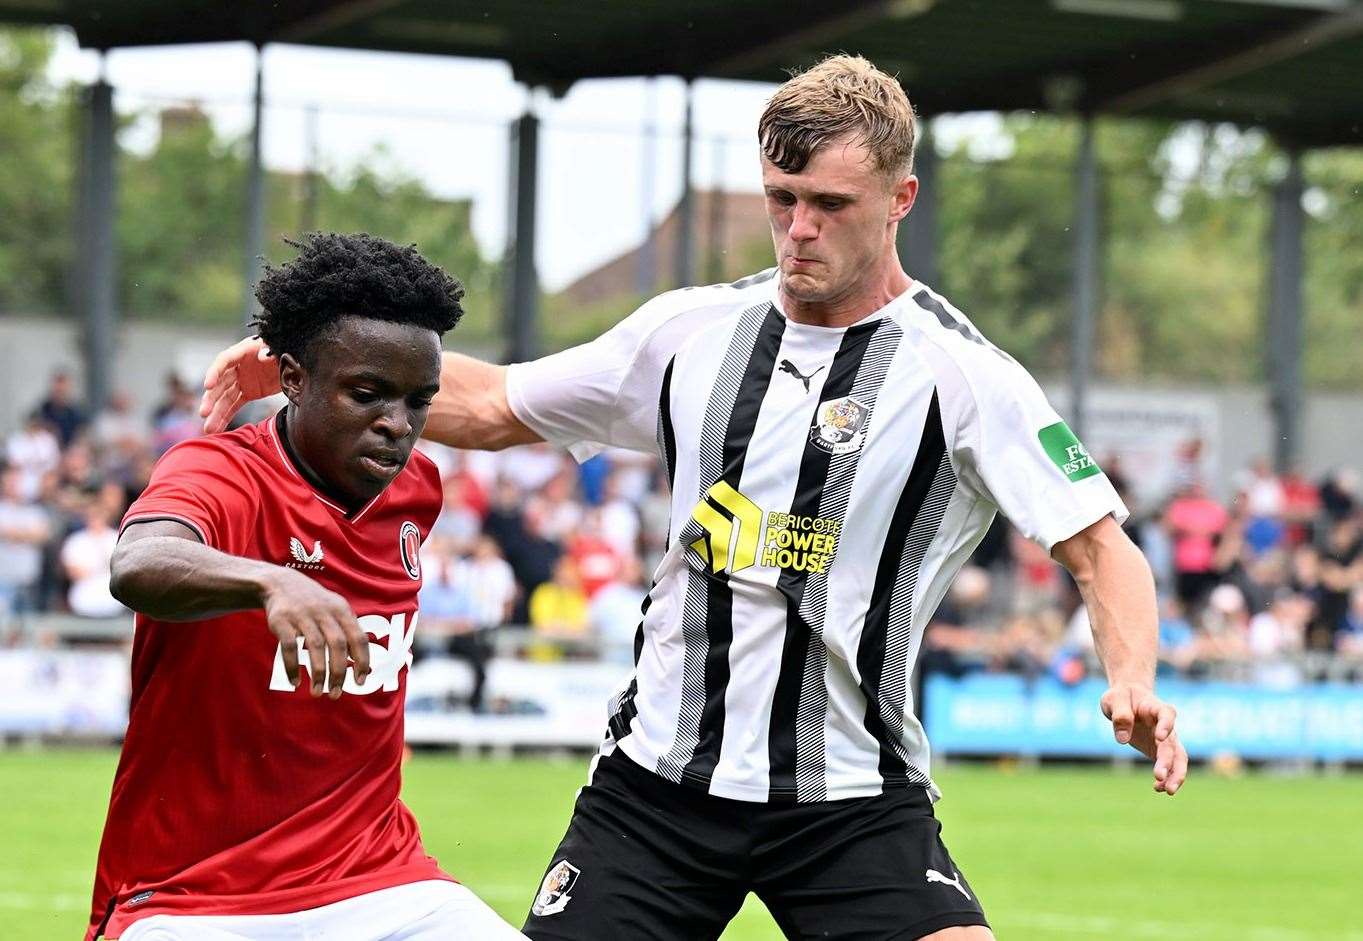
[{"xmin": 0, "ymin": 29, "xmax": 75, "ymax": 314}]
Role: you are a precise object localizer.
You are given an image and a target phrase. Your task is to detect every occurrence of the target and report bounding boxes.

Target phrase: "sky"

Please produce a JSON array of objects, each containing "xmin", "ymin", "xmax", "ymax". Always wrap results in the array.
[{"xmin": 46, "ymin": 33, "xmax": 1005, "ymax": 290}]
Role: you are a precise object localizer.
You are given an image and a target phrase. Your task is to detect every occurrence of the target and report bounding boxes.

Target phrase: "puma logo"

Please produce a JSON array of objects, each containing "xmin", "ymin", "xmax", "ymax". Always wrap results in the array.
[
  {"xmin": 778, "ymin": 359, "xmax": 825, "ymax": 393},
  {"xmin": 925, "ymin": 868, "xmax": 971, "ymax": 900}
]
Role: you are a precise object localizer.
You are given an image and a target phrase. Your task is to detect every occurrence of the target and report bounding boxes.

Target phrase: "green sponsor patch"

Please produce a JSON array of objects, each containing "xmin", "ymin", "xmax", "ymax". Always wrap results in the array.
[{"xmin": 1038, "ymin": 421, "xmax": 1102, "ymax": 483}]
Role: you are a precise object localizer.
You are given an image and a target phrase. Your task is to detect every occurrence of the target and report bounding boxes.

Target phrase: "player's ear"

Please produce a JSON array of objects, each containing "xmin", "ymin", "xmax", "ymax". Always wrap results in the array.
[{"xmin": 278, "ymin": 353, "xmax": 305, "ymax": 405}]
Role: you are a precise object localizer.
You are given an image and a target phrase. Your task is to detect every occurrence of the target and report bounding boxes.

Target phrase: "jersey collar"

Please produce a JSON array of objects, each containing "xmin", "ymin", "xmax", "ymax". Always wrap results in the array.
[{"xmin": 266, "ymin": 410, "xmax": 388, "ymax": 523}]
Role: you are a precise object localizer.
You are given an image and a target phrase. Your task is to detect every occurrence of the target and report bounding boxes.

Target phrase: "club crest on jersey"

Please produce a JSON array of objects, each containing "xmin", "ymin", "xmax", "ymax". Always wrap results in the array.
[
  {"xmin": 810, "ymin": 395, "xmax": 869, "ymax": 455},
  {"xmin": 532, "ymin": 859, "xmax": 581, "ymax": 917},
  {"xmin": 399, "ymin": 521, "xmax": 421, "ymax": 580},
  {"xmin": 287, "ymin": 536, "xmax": 324, "ymax": 570}
]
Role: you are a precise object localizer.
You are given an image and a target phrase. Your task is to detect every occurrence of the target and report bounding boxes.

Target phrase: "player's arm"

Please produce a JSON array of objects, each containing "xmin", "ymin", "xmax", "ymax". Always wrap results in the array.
[
  {"xmin": 199, "ymin": 337, "xmax": 540, "ymax": 450},
  {"xmin": 1052, "ymin": 515, "xmax": 1188, "ymax": 795},
  {"xmin": 110, "ymin": 519, "xmax": 370, "ymax": 698}
]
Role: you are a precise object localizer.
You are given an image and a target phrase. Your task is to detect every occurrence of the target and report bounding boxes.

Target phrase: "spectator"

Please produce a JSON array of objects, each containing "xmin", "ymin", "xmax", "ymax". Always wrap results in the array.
[
  {"xmin": 1165, "ymin": 481, "xmax": 1229, "ymax": 608},
  {"xmin": 590, "ymin": 556, "xmax": 647, "ymax": 664},
  {"xmin": 528, "ymin": 557, "xmax": 591, "ymax": 660},
  {"xmin": 567, "ymin": 509, "xmax": 624, "ymax": 599},
  {"xmin": 0, "ymin": 467, "xmax": 51, "ymax": 619},
  {"xmin": 1337, "ymin": 586, "xmax": 1363, "ymax": 656},
  {"xmin": 60, "ymin": 504, "xmax": 123, "ymax": 618},
  {"xmin": 5, "ymin": 411, "xmax": 61, "ymax": 501},
  {"xmin": 1247, "ymin": 590, "xmax": 1309, "ymax": 686},
  {"xmin": 1157, "ymin": 596, "xmax": 1198, "ymax": 677},
  {"xmin": 1313, "ymin": 516, "xmax": 1363, "ymax": 649},
  {"xmin": 36, "ymin": 369, "xmax": 87, "ymax": 447},
  {"xmin": 150, "ymin": 380, "xmax": 202, "ymax": 455},
  {"xmin": 92, "ymin": 389, "xmax": 150, "ymax": 470}
]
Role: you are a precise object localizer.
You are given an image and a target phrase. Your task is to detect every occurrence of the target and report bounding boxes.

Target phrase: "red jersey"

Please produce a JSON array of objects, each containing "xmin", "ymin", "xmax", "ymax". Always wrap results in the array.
[{"xmin": 88, "ymin": 414, "xmax": 449, "ymax": 940}]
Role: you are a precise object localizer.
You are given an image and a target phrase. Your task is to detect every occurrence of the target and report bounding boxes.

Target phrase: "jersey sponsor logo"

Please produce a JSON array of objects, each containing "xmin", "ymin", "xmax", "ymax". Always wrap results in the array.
[
  {"xmin": 126, "ymin": 890, "xmax": 155, "ymax": 907},
  {"xmin": 689, "ymin": 481, "xmax": 762, "ymax": 574},
  {"xmin": 810, "ymin": 395, "xmax": 869, "ymax": 455},
  {"xmin": 399, "ymin": 521, "xmax": 421, "ymax": 580},
  {"xmin": 1038, "ymin": 421, "xmax": 1102, "ymax": 482},
  {"xmin": 268, "ymin": 611, "xmax": 417, "ymax": 695},
  {"xmin": 778, "ymin": 358, "xmax": 825, "ymax": 393},
  {"xmin": 288, "ymin": 536, "xmax": 324, "ymax": 570},
  {"xmin": 925, "ymin": 868, "xmax": 971, "ymax": 900},
  {"xmin": 687, "ymin": 485, "xmax": 842, "ymax": 576},
  {"xmin": 761, "ymin": 510, "xmax": 841, "ymax": 574},
  {"xmin": 531, "ymin": 859, "xmax": 581, "ymax": 917}
]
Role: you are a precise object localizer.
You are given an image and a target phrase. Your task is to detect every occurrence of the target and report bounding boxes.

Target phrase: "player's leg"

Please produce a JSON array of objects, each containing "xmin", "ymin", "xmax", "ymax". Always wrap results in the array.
[
  {"xmin": 378, "ymin": 882, "xmax": 526, "ymax": 939},
  {"xmin": 521, "ymin": 748, "xmax": 749, "ymax": 941},
  {"xmin": 753, "ymin": 785, "xmax": 989, "ymax": 940},
  {"xmin": 115, "ymin": 914, "xmax": 288, "ymax": 940},
  {"xmin": 273, "ymin": 880, "xmax": 523, "ymax": 940}
]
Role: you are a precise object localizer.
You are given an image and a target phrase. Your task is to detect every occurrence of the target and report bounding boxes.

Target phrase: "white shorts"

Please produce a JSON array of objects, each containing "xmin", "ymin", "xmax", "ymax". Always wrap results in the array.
[{"xmin": 115, "ymin": 880, "xmax": 525, "ymax": 940}]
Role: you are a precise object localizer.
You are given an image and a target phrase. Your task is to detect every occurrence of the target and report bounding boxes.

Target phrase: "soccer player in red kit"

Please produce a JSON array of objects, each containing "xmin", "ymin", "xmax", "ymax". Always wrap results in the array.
[{"xmin": 87, "ymin": 234, "xmax": 525, "ymax": 940}]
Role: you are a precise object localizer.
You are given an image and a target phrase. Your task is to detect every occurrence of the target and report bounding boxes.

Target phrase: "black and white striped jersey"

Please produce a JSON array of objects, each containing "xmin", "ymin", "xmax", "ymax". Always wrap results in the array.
[{"xmin": 506, "ymin": 269, "xmax": 1127, "ymax": 803}]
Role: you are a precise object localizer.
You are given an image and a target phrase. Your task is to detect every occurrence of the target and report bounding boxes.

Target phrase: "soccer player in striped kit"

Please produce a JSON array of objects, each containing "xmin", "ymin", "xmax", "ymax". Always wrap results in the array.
[{"xmin": 202, "ymin": 56, "xmax": 1188, "ymax": 941}]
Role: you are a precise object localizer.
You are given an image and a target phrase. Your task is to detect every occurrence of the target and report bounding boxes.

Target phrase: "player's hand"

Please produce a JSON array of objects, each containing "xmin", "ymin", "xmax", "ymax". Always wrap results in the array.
[
  {"xmin": 1100, "ymin": 683, "xmax": 1188, "ymax": 795},
  {"xmin": 261, "ymin": 569, "xmax": 370, "ymax": 699},
  {"xmin": 200, "ymin": 336, "xmax": 280, "ymax": 434}
]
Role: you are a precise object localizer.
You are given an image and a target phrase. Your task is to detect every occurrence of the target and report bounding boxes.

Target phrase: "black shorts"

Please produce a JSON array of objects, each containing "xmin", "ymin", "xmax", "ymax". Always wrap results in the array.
[{"xmin": 523, "ymin": 749, "xmax": 988, "ymax": 941}]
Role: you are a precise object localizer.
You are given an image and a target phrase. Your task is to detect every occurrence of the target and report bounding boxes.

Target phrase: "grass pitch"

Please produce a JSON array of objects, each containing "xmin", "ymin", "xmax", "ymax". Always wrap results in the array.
[{"xmin": 2, "ymin": 749, "xmax": 1360, "ymax": 940}]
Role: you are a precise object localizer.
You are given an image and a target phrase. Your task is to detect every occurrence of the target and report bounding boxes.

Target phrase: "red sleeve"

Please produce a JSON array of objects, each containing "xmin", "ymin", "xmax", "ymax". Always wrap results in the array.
[{"xmin": 122, "ymin": 438, "xmax": 260, "ymax": 552}]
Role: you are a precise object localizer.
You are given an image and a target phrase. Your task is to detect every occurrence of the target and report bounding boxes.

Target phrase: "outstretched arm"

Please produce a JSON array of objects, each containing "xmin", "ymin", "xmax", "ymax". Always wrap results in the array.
[
  {"xmin": 1052, "ymin": 514, "xmax": 1188, "ymax": 795},
  {"xmin": 424, "ymin": 351, "xmax": 541, "ymax": 451},
  {"xmin": 112, "ymin": 519, "xmax": 371, "ymax": 698},
  {"xmin": 199, "ymin": 337, "xmax": 541, "ymax": 450}
]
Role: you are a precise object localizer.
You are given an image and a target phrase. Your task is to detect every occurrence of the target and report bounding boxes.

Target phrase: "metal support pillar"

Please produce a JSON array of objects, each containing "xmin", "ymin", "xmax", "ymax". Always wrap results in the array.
[
  {"xmin": 242, "ymin": 47, "xmax": 266, "ymax": 329},
  {"xmin": 1070, "ymin": 117, "xmax": 1100, "ymax": 440},
  {"xmin": 674, "ymin": 79, "xmax": 695, "ymax": 289},
  {"xmin": 637, "ymin": 78, "xmax": 658, "ymax": 296},
  {"xmin": 706, "ymin": 136, "xmax": 727, "ymax": 284},
  {"xmin": 1267, "ymin": 148, "xmax": 1304, "ymax": 473},
  {"xmin": 505, "ymin": 103, "xmax": 540, "ymax": 362},
  {"xmin": 79, "ymin": 70, "xmax": 117, "ymax": 414},
  {"xmin": 896, "ymin": 119, "xmax": 937, "ymax": 286},
  {"xmin": 301, "ymin": 103, "xmax": 320, "ymax": 234}
]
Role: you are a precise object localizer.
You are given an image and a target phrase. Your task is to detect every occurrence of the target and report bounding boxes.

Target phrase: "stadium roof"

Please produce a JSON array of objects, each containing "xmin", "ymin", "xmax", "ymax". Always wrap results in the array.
[{"xmin": 1, "ymin": 0, "xmax": 1361, "ymax": 146}]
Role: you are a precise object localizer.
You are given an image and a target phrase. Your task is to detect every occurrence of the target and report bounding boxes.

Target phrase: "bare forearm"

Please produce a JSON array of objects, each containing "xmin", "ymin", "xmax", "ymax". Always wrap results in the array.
[
  {"xmin": 110, "ymin": 536, "xmax": 284, "ymax": 621},
  {"xmin": 1055, "ymin": 519, "xmax": 1159, "ymax": 688},
  {"xmin": 422, "ymin": 351, "xmax": 541, "ymax": 451}
]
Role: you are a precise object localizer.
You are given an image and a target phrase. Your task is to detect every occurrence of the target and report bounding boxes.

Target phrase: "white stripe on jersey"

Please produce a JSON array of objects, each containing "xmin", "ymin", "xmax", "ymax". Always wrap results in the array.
[{"xmin": 506, "ymin": 270, "xmax": 1128, "ymax": 803}]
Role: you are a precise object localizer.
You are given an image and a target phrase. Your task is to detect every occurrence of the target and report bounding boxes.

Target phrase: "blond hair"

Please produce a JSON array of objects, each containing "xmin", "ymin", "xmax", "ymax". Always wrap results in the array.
[{"xmin": 759, "ymin": 54, "xmax": 916, "ymax": 178}]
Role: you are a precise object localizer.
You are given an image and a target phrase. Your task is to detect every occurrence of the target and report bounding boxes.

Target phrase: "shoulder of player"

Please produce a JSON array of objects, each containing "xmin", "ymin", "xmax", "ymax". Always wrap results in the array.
[
  {"xmin": 892, "ymin": 286, "xmax": 1041, "ymax": 425},
  {"xmin": 597, "ymin": 268, "xmax": 778, "ymax": 374},
  {"xmin": 635, "ymin": 267, "xmax": 778, "ymax": 328},
  {"xmin": 154, "ymin": 424, "xmax": 261, "ymax": 471}
]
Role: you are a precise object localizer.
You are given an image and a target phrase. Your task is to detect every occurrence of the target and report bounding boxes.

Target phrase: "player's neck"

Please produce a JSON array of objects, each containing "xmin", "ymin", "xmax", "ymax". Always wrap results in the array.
[
  {"xmin": 779, "ymin": 257, "xmax": 913, "ymax": 329},
  {"xmin": 277, "ymin": 409, "xmax": 366, "ymax": 513}
]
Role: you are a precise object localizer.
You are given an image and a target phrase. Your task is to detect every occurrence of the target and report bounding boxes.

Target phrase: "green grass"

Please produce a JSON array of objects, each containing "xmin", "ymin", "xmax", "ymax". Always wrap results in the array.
[{"xmin": 2, "ymin": 750, "xmax": 1361, "ymax": 940}]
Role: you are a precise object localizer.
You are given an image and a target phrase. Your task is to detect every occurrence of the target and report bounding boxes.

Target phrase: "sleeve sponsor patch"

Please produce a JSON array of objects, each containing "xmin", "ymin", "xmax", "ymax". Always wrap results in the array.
[{"xmin": 1037, "ymin": 421, "xmax": 1101, "ymax": 482}]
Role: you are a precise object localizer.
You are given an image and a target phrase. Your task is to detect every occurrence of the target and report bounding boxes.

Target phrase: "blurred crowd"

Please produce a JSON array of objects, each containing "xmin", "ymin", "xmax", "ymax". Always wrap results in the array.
[{"xmin": 3, "ymin": 369, "xmax": 1362, "ymax": 698}]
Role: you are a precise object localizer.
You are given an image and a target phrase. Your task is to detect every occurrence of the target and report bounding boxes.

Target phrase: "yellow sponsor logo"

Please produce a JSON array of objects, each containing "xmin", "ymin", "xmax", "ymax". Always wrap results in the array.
[
  {"xmin": 689, "ymin": 481, "xmax": 763, "ymax": 574},
  {"xmin": 760, "ymin": 511, "xmax": 840, "ymax": 574},
  {"xmin": 688, "ymin": 485, "xmax": 841, "ymax": 577}
]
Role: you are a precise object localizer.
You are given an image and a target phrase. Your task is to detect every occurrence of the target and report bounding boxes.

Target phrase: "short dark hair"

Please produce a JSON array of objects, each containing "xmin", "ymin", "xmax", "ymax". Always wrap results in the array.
[{"xmin": 253, "ymin": 232, "xmax": 465, "ymax": 366}]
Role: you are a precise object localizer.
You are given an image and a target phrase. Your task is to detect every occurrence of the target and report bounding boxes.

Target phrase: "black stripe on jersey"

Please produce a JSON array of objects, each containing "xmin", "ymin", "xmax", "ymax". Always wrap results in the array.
[
  {"xmin": 607, "ymin": 590, "xmax": 652, "ymax": 742},
  {"xmin": 767, "ymin": 318, "xmax": 888, "ymax": 802},
  {"xmin": 913, "ymin": 289, "xmax": 1011, "ymax": 362},
  {"xmin": 658, "ymin": 303, "xmax": 783, "ymax": 789},
  {"xmin": 656, "ymin": 356, "xmax": 678, "ymax": 490},
  {"xmin": 681, "ymin": 305, "xmax": 784, "ymax": 789},
  {"xmin": 858, "ymin": 390, "xmax": 951, "ymax": 787}
]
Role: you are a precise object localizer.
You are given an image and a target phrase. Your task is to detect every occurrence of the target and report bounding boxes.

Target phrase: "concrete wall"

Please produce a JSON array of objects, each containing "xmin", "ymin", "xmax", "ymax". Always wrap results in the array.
[
  {"xmin": 1, "ymin": 317, "xmax": 1358, "ymax": 503},
  {"xmin": 0, "ymin": 316, "xmax": 243, "ymax": 434}
]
